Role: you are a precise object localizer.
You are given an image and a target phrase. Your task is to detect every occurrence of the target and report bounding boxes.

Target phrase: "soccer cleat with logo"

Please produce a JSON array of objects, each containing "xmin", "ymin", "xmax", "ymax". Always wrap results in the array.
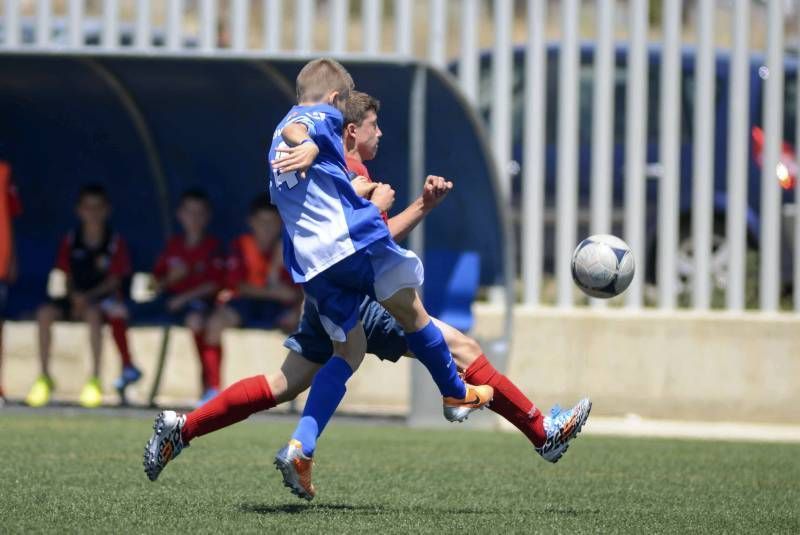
[
  {"xmin": 143, "ymin": 410, "xmax": 187, "ymax": 482},
  {"xmin": 26, "ymin": 375, "xmax": 55, "ymax": 407},
  {"xmin": 535, "ymin": 397, "xmax": 592, "ymax": 463},
  {"xmin": 79, "ymin": 377, "xmax": 103, "ymax": 408},
  {"xmin": 442, "ymin": 383, "xmax": 494, "ymax": 423},
  {"xmin": 274, "ymin": 439, "xmax": 316, "ymax": 501}
]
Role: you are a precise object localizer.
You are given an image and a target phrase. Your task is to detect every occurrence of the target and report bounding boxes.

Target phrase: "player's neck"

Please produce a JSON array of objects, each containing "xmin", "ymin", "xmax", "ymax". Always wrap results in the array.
[
  {"xmin": 82, "ymin": 223, "xmax": 105, "ymax": 245},
  {"xmin": 183, "ymin": 232, "xmax": 204, "ymax": 247},
  {"xmin": 345, "ymin": 145, "xmax": 363, "ymax": 162}
]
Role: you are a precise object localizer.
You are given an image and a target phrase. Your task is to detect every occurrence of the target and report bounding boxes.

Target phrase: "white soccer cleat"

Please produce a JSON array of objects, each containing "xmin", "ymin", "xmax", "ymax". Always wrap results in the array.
[
  {"xmin": 535, "ymin": 398, "xmax": 592, "ymax": 463},
  {"xmin": 143, "ymin": 410, "xmax": 187, "ymax": 481}
]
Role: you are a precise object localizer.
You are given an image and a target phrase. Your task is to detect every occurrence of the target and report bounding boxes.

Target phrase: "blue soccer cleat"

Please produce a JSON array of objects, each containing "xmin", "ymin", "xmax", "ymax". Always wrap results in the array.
[
  {"xmin": 143, "ymin": 410, "xmax": 187, "ymax": 481},
  {"xmin": 114, "ymin": 365, "xmax": 142, "ymax": 392},
  {"xmin": 535, "ymin": 397, "xmax": 592, "ymax": 463},
  {"xmin": 196, "ymin": 388, "xmax": 220, "ymax": 408}
]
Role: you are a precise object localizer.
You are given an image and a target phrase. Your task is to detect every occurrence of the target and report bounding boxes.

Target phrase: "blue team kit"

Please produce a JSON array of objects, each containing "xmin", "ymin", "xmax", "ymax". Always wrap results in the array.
[{"xmin": 268, "ymin": 104, "xmax": 424, "ymax": 342}]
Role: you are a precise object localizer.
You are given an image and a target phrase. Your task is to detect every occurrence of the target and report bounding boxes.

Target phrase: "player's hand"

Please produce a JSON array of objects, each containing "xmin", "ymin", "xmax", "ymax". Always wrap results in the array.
[
  {"xmin": 371, "ymin": 183, "xmax": 396, "ymax": 212},
  {"xmin": 271, "ymin": 141, "xmax": 319, "ymax": 179},
  {"xmin": 351, "ymin": 176, "xmax": 378, "ymax": 199},
  {"xmin": 421, "ymin": 175, "xmax": 453, "ymax": 211}
]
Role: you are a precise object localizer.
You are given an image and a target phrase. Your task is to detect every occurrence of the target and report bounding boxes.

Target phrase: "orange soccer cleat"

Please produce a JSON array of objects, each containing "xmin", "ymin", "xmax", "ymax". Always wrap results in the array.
[
  {"xmin": 442, "ymin": 383, "xmax": 494, "ymax": 422},
  {"xmin": 274, "ymin": 439, "xmax": 316, "ymax": 501}
]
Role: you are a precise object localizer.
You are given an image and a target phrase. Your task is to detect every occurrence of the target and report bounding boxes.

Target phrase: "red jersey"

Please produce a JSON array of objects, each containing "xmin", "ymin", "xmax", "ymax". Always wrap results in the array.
[
  {"xmin": 55, "ymin": 227, "xmax": 131, "ymax": 293},
  {"xmin": 0, "ymin": 161, "xmax": 20, "ymax": 279},
  {"xmin": 153, "ymin": 235, "xmax": 224, "ymax": 295},
  {"xmin": 346, "ymin": 155, "xmax": 389, "ymax": 223},
  {"xmin": 225, "ymin": 234, "xmax": 294, "ymax": 293}
]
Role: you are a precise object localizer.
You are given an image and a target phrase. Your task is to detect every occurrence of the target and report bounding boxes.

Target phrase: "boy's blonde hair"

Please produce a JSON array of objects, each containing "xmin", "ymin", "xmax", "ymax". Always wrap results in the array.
[{"xmin": 296, "ymin": 58, "xmax": 354, "ymax": 103}]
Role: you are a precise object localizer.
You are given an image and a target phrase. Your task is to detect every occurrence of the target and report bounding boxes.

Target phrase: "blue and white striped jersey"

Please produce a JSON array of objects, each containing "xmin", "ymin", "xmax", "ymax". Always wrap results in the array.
[{"xmin": 267, "ymin": 103, "xmax": 389, "ymax": 283}]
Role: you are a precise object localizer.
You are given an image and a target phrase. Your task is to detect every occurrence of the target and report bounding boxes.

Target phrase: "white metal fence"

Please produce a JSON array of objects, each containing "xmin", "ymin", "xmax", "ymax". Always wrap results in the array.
[{"xmin": 1, "ymin": 0, "xmax": 797, "ymax": 312}]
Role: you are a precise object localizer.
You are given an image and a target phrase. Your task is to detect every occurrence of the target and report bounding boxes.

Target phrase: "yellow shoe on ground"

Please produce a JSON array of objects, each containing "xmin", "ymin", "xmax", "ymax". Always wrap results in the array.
[
  {"xmin": 443, "ymin": 383, "xmax": 494, "ymax": 422},
  {"xmin": 26, "ymin": 375, "xmax": 54, "ymax": 407},
  {"xmin": 79, "ymin": 377, "xmax": 103, "ymax": 408}
]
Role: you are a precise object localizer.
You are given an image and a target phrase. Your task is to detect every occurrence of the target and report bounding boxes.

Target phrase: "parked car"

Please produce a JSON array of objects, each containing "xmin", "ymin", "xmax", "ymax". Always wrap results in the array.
[{"xmin": 454, "ymin": 44, "xmax": 797, "ymax": 300}]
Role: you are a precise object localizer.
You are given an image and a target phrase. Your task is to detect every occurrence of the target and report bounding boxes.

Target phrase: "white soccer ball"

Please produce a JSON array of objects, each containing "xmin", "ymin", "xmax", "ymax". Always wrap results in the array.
[{"xmin": 571, "ymin": 234, "xmax": 635, "ymax": 299}]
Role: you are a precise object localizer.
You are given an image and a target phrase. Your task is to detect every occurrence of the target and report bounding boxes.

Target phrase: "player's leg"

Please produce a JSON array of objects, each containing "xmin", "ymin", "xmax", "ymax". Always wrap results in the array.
[
  {"xmin": 78, "ymin": 304, "xmax": 104, "ymax": 408},
  {"xmin": 276, "ymin": 322, "xmax": 365, "ymax": 500},
  {"xmin": 433, "ymin": 317, "xmax": 590, "ymax": 462},
  {"xmin": 380, "ymin": 287, "xmax": 492, "ymax": 422},
  {"xmin": 104, "ymin": 300, "xmax": 142, "ymax": 397},
  {"xmin": 0, "ymin": 319, "xmax": 4, "ymax": 405},
  {"xmin": 26, "ymin": 302, "xmax": 63, "ymax": 406},
  {"xmin": 186, "ymin": 310, "xmax": 218, "ymax": 404},
  {"xmin": 143, "ymin": 349, "xmax": 320, "ymax": 482}
]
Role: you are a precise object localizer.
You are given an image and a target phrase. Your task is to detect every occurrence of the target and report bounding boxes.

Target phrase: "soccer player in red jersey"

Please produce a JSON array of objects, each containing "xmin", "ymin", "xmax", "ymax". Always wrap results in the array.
[
  {"xmin": 144, "ymin": 93, "xmax": 591, "ymax": 494},
  {"xmin": 0, "ymin": 160, "xmax": 21, "ymax": 406},
  {"xmin": 26, "ymin": 184, "xmax": 139, "ymax": 408},
  {"xmin": 149, "ymin": 189, "xmax": 225, "ymax": 406}
]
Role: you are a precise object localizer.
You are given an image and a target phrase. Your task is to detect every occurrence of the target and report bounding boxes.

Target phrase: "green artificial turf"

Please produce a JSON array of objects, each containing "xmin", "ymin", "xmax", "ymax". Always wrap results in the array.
[{"xmin": 0, "ymin": 412, "xmax": 798, "ymax": 534}]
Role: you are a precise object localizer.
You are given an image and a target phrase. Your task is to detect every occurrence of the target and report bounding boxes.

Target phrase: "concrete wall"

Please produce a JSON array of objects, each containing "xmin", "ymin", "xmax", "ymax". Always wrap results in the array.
[{"xmin": 4, "ymin": 305, "xmax": 799, "ymax": 424}]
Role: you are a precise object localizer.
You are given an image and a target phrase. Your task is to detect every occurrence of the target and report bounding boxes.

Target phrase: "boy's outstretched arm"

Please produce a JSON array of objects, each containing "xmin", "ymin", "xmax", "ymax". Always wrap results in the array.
[{"xmin": 388, "ymin": 175, "xmax": 453, "ymax": 242}]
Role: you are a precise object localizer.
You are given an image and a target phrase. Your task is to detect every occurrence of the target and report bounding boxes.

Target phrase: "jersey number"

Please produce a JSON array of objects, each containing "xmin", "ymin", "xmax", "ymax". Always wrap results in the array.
[{"xmin": 274, "ymin": 142, "xmax": 299, "ymax": 189}]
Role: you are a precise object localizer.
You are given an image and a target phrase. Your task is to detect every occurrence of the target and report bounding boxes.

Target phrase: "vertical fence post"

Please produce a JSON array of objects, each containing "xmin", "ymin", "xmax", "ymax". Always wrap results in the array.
[
  {"xmin": 329, "ymin": 0, "xmax": 348, "ymax": 54},
  {"xmin": 556, "ymin": 0, "xmax": 581, "ymax": 308},
  {"xmin": 428, "ymin": 0, "xmax": 446, "ymax": 68},
  {"xmin": 624, "ymin": 0, "xmax": 649, "ymax": 309},
  {"xmin": 726, "ymin": 0, "xmax": 750, "ymax": 311},
  {"xmin": 691, "ymin": 0, "xmax": 716, "ymax": 309},
  {"xmin": 4, "ymin": 0, "xmax": 20, "ymax": 47},
  {"xmin": 200, "ymin": 0, "xmax": 217, "ymax": 52},
  {"xmin": 36, "ymin": 0, "xmax": 51, "ymax": 48},
  {"xmin": 522, "ymin": 0, "xmax": 547, "ymax": 305},
  {"xmin": 264, "ymin": 0, "xmax": 282, "ymax": 53},
  {"xmin": 295, "ymin": 0, "xmax": 314, "ymax": 54},
  {"xmin": 231, "ymin": 0, "xmax": 248, "ymax": 51},
  {"xmin": 657, "ymin": 0, "xmax": 682, "ymax": 309},
  {"xmin": 166, "ymin": 0, "xmax": 183, "ymax": 52},
  {"xmin": 589, "ymin": 0, "xmax": 615, "ymax": 309},
  {"xmin": 492, "ymin": 0, "xmax": 513, "ymax": 201},
  {"xmin": 135, "ymin": 0, "xmax": 151, "ymax": 51},
  {"xmin": 363, "ymin": 0, "xmax": 382, "ymax": 55},
  {"xmin": 68, "ymin": 0, "xmax": 84, "ymax": 49},
  {"xmin": 102, "ymin": 0, "xmax": 119, "ymax": 50},
  {"xmin": 760, "ymin": 0, "xmax": 785, "ymax": 312},
  {"xmin": 458, "ymin": 0, "xmax": 479, "ymax": 104},
  {"xmin": 395, "ymin": 0, "xmax": 412, "ymax": 56}
]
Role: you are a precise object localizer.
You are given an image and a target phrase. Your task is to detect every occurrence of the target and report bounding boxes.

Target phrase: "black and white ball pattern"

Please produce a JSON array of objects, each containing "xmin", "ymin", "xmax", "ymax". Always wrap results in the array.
[{"xmin": 571, "ymin": 234, "xmax": 635, "ymax": 299}]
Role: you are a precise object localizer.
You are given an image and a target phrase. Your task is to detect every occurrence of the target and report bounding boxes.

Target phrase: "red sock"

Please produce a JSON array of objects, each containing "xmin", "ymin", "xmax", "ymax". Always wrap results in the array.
[
  {"xmin": 181, "ymin": 375, "xmax": 276, "ymax": 443},
  {"xmin": 464, "ymin": 354, "xmax": 546, "ymax": 447},
  {"xmin": 109, "ymin": 318, "xmax": 133, "ymax": 367},
  {"xmin": 201, "ymin": 344, "xmax": 223, "ymax": 391}
]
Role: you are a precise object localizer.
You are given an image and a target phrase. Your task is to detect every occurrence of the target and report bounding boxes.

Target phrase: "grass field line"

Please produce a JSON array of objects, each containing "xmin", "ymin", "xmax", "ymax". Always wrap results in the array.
[{"xmin": 497, "ymin": 414, "xmax": 800, "ymax": 444}]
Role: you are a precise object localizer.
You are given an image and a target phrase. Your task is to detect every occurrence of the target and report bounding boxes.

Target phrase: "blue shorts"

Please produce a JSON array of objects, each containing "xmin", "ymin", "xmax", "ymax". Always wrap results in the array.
[
  {"xmin": 227, "ymin": 298, "xmax": 290, "ymax": 329},
  {"xmin": 284, "ymin": 296, "xmax": 408, "ymax": 365},
  {"xmin": 301, "ymin": 237, "xmax": 423, "ymax": 342}
]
